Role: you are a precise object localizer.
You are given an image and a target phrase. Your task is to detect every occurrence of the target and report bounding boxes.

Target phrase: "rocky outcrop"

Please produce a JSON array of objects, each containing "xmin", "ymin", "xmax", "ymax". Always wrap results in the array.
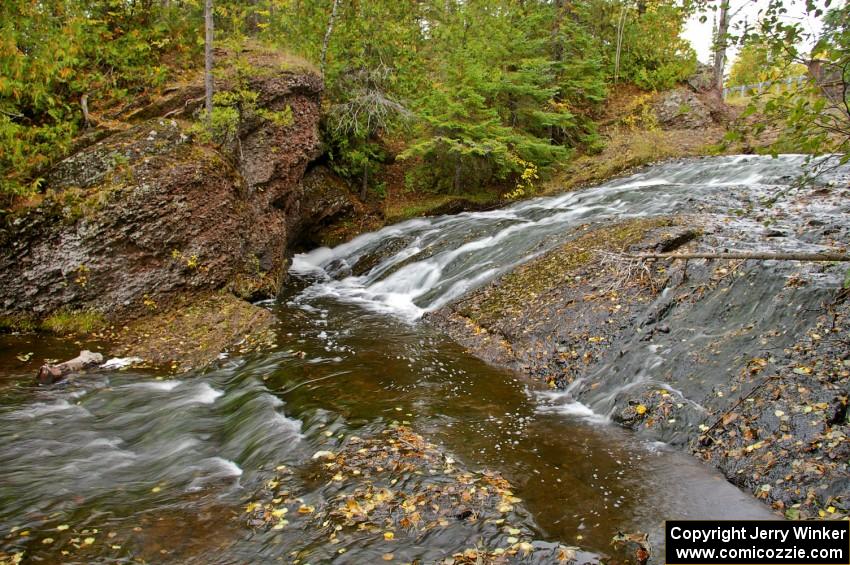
[
  {"xmin": 653, "ymin": 88, "xmax": 715, "ymax": 129},
  {"xmin": 0, "ymin": 46, "xmax": 353, "ymax": 368},
  {"xmin": 427, "ymin": 184, "xmax": 850, "ymax": 518}
]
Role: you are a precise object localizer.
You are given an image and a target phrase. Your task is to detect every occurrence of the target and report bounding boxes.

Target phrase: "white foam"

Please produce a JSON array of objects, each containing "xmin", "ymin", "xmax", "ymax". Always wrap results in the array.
[
  {"xmin": 10, "ymin": 400, "xmax": 89, "ymax": 419},
  {"xmin": 127, "ymin": 380, "xmax": 181, "ymax": 392},
  {"xmin": 537, "ymin": 399, "xmax": 609, "ymax": 424},
  {"xmin": 192, "ymin": 383, "xmax": 224, "ymax": 404},
  {"xmin": 205, "ymin": 456, "xmax": 243, "ymax": 477}
]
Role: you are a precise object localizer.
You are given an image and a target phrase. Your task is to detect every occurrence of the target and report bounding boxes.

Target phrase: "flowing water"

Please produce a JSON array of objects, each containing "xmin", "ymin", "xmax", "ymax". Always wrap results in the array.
[{"xmin": 2, "ymin": 155, "xmax": 848, "ymax": 563}]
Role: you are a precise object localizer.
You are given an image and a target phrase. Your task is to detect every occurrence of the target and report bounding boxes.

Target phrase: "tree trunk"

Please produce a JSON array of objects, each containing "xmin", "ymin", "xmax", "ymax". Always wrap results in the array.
[
  {"xmin": 320, "ymin": 0, "xmax": 341, "ymax": 76},
  {"xmin": 37, "ymin": 350, "xmax": 103, "ymax": 386},
  {"xmin": 204, "ymin": 0, "xmax": 214, "ymax": 120},
  {"xmin": 246, "ymin": 0, "xmax": 260, "ymax": 35},
  {"xmin": 713, "ymin": 0, "xmax": 729, "ymax": 92},
  {"xmin": 632, "ymin": 251, "xmax": 850, "ymax": 262},
  {"xmin": 614, "ymin": 5, "xmax": 628, "ymax": 84},
  {"xmin": 551, "ymin": 0, "xmax": 564, "ymax": 62}
]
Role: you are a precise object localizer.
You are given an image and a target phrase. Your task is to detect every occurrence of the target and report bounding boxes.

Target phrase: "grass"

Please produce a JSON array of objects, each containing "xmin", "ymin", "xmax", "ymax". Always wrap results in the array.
[
  {"xmin": 0, "ymin": 315, "xmax": 38, "ymax": 333},
  {"xmin": 0, "ymin": 309, "xmax": 107, "ymax": 335},
  {"xmin": 41, "ymin": 310, "xmax": 107, "ymax": 335},
  {"xmin": 383, "ymin": 191, "xmax": 501, "ymax": 222}
]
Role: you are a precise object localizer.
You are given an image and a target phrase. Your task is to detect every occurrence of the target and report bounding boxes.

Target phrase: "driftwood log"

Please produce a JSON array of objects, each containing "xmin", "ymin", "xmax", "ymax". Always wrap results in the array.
[
  {"xmin": 36, "ymin": 350, "xmax": 103, "ymax": 386},
  {"xmin": 630, "ymin": 252, "xmax": 850, "ymax": 262}
]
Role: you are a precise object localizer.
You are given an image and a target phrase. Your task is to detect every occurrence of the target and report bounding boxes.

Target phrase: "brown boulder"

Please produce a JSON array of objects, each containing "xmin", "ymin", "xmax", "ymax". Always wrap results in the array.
[{"xmin": 0, "ymin": 46, "xmax": 348, "ymax": 329}]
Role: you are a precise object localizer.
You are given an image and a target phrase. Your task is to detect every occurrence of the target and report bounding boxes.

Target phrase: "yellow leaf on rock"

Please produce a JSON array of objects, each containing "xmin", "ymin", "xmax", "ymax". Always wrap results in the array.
[{"xmin": 384, "ymin": 531, "xmax": 394, "ymax": 540}]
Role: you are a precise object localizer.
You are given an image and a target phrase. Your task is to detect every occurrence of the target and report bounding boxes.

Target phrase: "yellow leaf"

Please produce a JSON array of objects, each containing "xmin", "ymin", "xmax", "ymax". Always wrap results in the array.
[
  {"xmin": 83, "ymin": 537, "xmax": 95, "ymax": 545},
  {"xmin": 384, "ymin": 531, "xmax": 394, "ymax": 540},
  {"xmin": 635, "ymin": 404, "xmax": 647, "ymax": 415}
]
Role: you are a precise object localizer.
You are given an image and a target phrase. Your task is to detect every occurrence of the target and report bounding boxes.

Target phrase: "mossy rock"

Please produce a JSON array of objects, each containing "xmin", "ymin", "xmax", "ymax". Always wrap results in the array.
[{"xmin": 112, "ymin": 293, "xmax": 274, "ymax": 372}]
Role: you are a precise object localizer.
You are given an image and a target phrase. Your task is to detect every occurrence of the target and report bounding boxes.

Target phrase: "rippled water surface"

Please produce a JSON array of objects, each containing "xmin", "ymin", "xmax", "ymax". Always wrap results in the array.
[{"xmin": 4, "ymin": 155, "xmax": 846, "ymax": 563}]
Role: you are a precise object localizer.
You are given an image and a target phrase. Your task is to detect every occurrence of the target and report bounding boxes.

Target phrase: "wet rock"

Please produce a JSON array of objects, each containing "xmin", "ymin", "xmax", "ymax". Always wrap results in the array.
[
  {"xmin": 428, "ymin": 199, "xmax": 850, "ymax": 516},
  {"xmin": 763, "ymin": 229, "xmax": 786, "ymax": 238},
  {"xmin": 427, "ymin": 217, "xmax": 682, "ymax": 385}
]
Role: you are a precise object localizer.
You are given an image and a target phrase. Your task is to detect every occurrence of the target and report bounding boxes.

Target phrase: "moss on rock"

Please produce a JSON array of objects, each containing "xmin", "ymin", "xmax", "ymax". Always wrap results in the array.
[
  {"xmin": 458, "ymin": 217, "xmax": 675, "ymax": 328},
  {"xmin": 112, "ymin": 293, "xmax": 274, "ymax": 372}
]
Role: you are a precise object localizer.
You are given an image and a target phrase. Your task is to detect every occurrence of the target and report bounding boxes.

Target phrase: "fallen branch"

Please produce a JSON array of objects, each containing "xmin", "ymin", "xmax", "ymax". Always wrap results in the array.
[
  {"xmin": 597, "ymin": 250, "xmax": 656, "ymax": 292},
  {"xmin": 630, "ymin": 252, "xmax": 850, "ymax": 262},
  {"xmin": 36, "ymin": 350, "xmax": 103, "ymax": 386}
]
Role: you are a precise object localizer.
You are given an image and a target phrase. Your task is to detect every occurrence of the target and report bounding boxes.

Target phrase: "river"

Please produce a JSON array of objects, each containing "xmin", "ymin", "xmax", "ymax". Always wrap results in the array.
[{"xmin": 4, "ymin": 155, "xmax": 847, "ymax": 563}]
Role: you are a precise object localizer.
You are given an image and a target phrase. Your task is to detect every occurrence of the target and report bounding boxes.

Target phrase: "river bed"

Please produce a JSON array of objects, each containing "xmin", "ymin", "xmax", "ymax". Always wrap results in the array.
[{"xmin": 4, "ymin": 154, "xmax": 846, "ymax": 563}]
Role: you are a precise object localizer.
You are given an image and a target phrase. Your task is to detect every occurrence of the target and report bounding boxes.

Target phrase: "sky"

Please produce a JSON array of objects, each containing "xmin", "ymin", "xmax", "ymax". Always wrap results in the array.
[{"xmin": 681, "ymin": 0, "xmax": 826, "ymax": 69}]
